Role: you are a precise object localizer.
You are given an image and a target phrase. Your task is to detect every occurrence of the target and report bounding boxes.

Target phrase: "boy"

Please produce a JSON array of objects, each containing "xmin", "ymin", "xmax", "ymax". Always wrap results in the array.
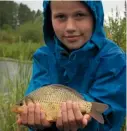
[{"xmin": 17, "ymin": 1, "xmax": 126, "ymax": 131}]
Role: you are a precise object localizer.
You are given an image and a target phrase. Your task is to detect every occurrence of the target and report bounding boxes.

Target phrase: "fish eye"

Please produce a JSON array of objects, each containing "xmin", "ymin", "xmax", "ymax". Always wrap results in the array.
[{"xmin": 19, "ymin": 102, "xmax": 23, "ymax": 106}]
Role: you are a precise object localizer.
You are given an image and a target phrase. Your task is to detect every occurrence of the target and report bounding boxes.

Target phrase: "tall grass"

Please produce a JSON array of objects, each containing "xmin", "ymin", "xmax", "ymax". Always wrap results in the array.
[
  {"xmin": 0, "ymin": 60, "xmax": 31, "ymax": 131},
  {"xmin": 0, "ymin": 42, "xmax": 43, "ymax": 60},
  {"xmin": 0, "ymin": 42, "xmax": 41, "ymax": 130}
]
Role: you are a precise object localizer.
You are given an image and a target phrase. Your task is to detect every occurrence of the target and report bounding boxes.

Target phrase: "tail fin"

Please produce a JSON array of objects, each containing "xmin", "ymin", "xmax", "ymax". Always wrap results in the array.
[{"xmin": 89, "ymin": 102, "xmax": 109, "ymax": 124}]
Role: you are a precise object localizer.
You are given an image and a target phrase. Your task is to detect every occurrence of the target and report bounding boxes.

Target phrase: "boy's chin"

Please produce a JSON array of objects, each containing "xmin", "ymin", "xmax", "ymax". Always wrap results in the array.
[{"xmin": 64, "ymin": 44, "xmax": 84, "ymax": 51}]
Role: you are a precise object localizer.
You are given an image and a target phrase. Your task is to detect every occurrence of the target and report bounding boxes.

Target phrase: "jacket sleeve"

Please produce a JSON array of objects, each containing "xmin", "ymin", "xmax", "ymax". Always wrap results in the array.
[
  {"xmin": 25, "ymin": 49, "xmax": 52, "ymax": 131},
  {"xmin": 25, "ymin": 50, "xmax": 51, "ymax": 96},
  {"xmin": 83, "ymin": 53, "xmax": 126, "ymax": 131}
]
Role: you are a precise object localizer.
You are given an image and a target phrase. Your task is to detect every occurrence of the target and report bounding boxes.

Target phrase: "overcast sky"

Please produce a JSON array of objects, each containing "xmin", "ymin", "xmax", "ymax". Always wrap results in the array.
[{"xmin": 13, "ymin": 0, "xmax": 125, "ymax": 20}]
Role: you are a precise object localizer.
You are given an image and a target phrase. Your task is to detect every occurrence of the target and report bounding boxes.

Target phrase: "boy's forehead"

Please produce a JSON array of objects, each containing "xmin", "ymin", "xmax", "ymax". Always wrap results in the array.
[
  {"xmin": 50, "ymin": 1, "xmax": 81, "ymax": 5},
  {"xmin": 51, "ymin": 0, "xmax": 80, "ymax": 2},
  {"xmin": 50, "ymin": 1, "xmax": 89, "ymax": 12}
]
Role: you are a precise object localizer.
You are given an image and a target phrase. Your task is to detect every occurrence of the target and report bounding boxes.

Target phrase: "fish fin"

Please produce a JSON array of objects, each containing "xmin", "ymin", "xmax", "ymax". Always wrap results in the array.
[
  {"xmin": 91, "ymin": 102, "xmax": 109, "ymax": 113},
  {"xmin": 49, "ymin": 84, "xmax": 84, "ymax": 99},
  {"xmin": 89, "ymin": 102, "xmax": 109, "ymax": 124},
  {"xmin": 25, "ymin": 96, "xmax": 35, "ymax": 105},
  {"xmin": 89, "ymin": 108, "xmax": 104, "ymax": 124}
]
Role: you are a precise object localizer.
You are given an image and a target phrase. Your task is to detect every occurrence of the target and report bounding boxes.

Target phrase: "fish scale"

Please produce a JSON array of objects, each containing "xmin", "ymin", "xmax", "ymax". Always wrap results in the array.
[{"xmin": 12, "ymin": 84, "xmax": 109, "ymax": 124}]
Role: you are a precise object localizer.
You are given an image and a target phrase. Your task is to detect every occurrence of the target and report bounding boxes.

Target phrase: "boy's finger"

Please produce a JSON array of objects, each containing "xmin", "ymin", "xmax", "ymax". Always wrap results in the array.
[
  {"xmin": 56, "ymin": 110, "xmax": 63, "ymax": 130},
  {"xmin": 20, "ymin": 105, "xmax": 28, "ymax": 125},
  {"xmin": 82, "ymin": 114, "xmax": 91, "ymax": 127},
  {"xmin": 27, "ymin": 102, "xmax": 35, "ymax": 125},
  {"xmin": 67, "ymin": 101, "xmax": 77, "ymax": 130},
  {"xmin": 84, "ymin": 114, "xmax": 91, "ymax": 122},
  {"xmin": 61, "ymin": 102, "xmax": 69, "ymax": 131},
  {"xmin": 34, "ymin": 102, "xmax": 41, "ymax": 125},
  {"xmin": 40, "ymin": 111, "xmax": 52, "ymax": 127},
  {"xmin": 17, "ymin": 117, "xmax": 22, "ymax": 125},
  {"xmin": 72, "ymin": 102, "xmax": 83, "ymax": 126}
]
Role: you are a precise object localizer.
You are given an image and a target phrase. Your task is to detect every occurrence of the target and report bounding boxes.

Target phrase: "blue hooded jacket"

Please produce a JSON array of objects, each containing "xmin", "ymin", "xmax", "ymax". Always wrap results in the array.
[{"xmin": 26, "ymin": 1, "xmax": 126, "ymax": 131}]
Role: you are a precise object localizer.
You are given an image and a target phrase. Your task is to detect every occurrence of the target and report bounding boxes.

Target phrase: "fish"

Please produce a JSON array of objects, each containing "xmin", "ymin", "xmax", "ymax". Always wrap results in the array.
[{"xmin": 12, "ymin": 84, "xmax": 109, "ymax": 124}]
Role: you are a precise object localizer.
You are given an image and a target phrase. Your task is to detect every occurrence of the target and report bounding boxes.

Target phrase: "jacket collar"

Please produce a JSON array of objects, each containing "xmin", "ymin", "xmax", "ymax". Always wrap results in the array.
[{"xmin": 54, "ymin": 37, "xmax": 98, "ymax": 80}]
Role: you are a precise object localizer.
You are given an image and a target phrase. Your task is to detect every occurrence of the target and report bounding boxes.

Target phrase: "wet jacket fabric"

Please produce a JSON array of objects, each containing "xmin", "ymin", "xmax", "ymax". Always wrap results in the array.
[{"xmin": 26, "ymin": 1, "xmax": 126, "ymax": 131}]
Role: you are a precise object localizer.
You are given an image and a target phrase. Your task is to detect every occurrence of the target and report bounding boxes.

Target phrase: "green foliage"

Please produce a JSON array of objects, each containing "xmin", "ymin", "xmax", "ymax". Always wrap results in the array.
[
  {"xmin": 0, "ymin": 1, "xmax": 43, "ymax": 44},
  {"xmin": 18, "ymin": 21, "xmax": 43, "ymax": 43},
  {"xmin": 104, "ymin": 8, "xmax": 126, "ymax": 52},
  {"xmin": 0, "ymin": 30, "xmax": 15, "ymax": 43},
  {"xmin": 0, "ymin": 42, "xmax": 43, "ymax": 60},
  {"xmin": 2, "ymin": 24, "xmax": 13, "ymax": 31},
  {"xmin": 0, "ymin": 1, "xmax": 42, "ymax": 29},
  {"xmin": 18, "ymin": 3, "xmax": 35, "ymax": 25},
  {"xmin": 121, "ymin": 120, "xmax": 126, "ymax": 131},
  {"xmin": 0, "ymin": 59, "xmax": 31, "ymax": 131},
  {"xmin": 0, "ymin": 1, "xmax": 18, "ymax": 29}
]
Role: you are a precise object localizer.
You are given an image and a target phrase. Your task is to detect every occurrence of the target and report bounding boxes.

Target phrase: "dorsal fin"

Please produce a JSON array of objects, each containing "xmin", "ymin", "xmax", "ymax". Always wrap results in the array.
[{"xmin": 47, "ymin": 84, "xmax": 84, "ymax": 99}]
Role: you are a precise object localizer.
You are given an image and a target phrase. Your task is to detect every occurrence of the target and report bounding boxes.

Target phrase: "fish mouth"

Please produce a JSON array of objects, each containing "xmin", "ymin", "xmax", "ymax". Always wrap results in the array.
[{"xmin": 11, "ymin": 105, "xmax": 24, "ymax": 113}]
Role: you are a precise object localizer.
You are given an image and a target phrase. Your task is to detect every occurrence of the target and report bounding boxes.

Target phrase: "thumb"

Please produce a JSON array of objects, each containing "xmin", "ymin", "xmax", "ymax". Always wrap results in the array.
[
  {"xmin": 16, "ymin": 115, "xmax": 22, "ymax": 125},
  {"xmin": 82, "ymin": 114, "xmax": 91, "ymax": 127}
]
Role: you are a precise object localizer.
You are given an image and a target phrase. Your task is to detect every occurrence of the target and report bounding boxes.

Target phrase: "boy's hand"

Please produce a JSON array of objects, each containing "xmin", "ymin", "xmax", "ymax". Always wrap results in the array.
[
  {"xmin": 16, "ymin": 102, "xmax": 52, "ymax": 129},
  {"xmin": 56, "ymin": 101, "xmax": 91, "ymax": 131}
]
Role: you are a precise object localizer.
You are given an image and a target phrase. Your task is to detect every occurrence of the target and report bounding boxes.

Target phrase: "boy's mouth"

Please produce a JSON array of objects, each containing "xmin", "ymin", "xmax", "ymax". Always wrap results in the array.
[{"xmin": 64, "ymin": 35, "xmax": 81, "ymax": 42}]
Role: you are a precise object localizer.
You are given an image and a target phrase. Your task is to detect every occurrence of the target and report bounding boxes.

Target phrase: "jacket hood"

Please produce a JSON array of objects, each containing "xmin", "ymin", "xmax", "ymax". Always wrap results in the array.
[{"xmin": 43, "ymin": 0, "xmax": 106, "ymax": 53}]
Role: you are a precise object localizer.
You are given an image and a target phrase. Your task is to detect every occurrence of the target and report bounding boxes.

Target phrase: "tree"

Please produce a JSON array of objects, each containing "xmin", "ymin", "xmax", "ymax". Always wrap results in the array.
[
  {"xmin": 18, "ymin": 3, "xmax": 35, "ymax": 25},
  {"xmin": 104, "ymin": 4, "xmax": 126, "ymax": 51},
  {"xmin": 0, "ymin": 1, "xmax": 18, "ymax": 29}
]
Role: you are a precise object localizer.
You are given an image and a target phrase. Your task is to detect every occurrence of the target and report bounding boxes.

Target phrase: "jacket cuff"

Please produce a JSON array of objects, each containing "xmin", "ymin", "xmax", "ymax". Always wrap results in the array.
[
  {"xmin": 28, "ymin": 126, "xmax": 45, "ymax": 131},
  {"xmin": 103, "ymin": 107, "xmax": 113, "ymax": 128}
]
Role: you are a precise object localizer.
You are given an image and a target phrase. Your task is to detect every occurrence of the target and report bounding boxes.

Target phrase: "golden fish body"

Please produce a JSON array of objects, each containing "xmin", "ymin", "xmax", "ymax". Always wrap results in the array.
[{"xmin": 12, "ymin": 84, "xmax": 109, "ymax": 124}]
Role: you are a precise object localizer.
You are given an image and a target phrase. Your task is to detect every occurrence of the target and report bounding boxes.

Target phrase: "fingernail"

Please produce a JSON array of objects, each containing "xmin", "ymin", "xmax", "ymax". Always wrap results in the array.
[
  {"xmin": 17, "ymin": 119, "xmax": 22, "ymax": 125},
  {"xmin": 73, "ymin": 102, "xmax": 78, "ymax": 108},
  {"xmin": 67, "ymin": 100, "xmax": 72, "ymax": 103},
  {"xmin": 82, "ymin": 118, "xmax": 88, "ymax": 128}
]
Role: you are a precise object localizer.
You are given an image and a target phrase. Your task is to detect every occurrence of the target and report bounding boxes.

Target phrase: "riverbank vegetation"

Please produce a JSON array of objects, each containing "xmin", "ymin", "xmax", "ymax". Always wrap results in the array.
[
  {"xmin": 0, "ymin": 42, "xmax": 43, "ymax": 61},
  {"xmin": 0, "ymin": 61, "xmax": 31, "ymax": 130}
]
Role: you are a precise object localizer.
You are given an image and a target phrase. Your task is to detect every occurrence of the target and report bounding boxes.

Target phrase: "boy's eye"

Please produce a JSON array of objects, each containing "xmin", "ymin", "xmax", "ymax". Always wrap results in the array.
[
  {"xmin": 75, "ymin": 13, "xmax": 89, "ymax": 19},
  {"xmin": 55, "ymin": 14, "xmax": 66, "ymax": 20},
  {"xmin": 76, "ymin": 13, "xmax": 84, "ymax": 17}
]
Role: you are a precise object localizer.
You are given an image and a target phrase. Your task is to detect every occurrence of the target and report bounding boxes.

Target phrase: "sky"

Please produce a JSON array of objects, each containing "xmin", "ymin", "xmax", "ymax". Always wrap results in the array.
[{"xmin": 13, "ymin": 0, "xmax": 125, "ymax": 20}]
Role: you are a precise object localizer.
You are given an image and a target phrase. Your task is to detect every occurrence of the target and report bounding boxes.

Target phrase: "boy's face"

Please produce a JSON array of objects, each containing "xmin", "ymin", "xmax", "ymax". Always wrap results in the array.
[{"xmin": 51, "ymin": 1, "xmax": 94, "ymax": 51}]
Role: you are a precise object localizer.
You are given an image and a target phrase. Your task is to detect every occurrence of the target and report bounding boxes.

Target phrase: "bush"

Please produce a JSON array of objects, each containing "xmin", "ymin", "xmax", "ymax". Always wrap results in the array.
[
  {"xmin": 0, "ymin": 42, "xmax": 43, "ymax": 60},
  {"xmin": 0, "ymin": 30, "xmax": 17, "ymax": 44},
  {"xmin": 104, "ymin": 8, "xmax": 126, "ymax": 52},
  {"xmin": 18, "ymin": 21, "xmax": 43, "ymax": 43}
]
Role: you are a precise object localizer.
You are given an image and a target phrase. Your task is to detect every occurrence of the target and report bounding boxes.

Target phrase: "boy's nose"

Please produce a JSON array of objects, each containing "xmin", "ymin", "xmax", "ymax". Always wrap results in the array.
[{"xmin": 65, "ymin": 18, "xmax": 77, "ymax": 33}]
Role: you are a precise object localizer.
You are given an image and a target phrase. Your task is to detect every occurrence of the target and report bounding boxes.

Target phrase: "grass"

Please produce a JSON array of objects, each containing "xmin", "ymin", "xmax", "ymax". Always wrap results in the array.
[
  {"xmin": 0, "ymin": 42, "xmax": 40, "ymax": 130},
  {"xmin": 0, "ymin": 59, "xmax": 31, "ymax": 131},
  {"xmin": 0, "ymin": 42, "xmax": 44, "ymax": 61}
]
